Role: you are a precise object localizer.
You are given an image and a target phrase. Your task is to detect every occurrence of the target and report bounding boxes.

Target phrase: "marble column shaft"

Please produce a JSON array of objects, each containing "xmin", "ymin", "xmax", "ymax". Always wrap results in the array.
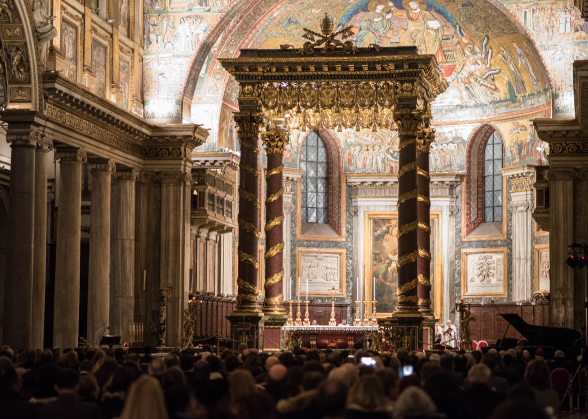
[
  {"xmin": 87, "ymin": 159, "xmax": 115, "ymax": 346},
  {"xmin": 394, "ymin": 113, "xmax": 421, "ymax": 313},
  {"xmin": 261, "ymin": 129, "xmax": 288, "ymax": 315},
  {"xmin": 234, "ymin": 114, "xmax": 263, "ymax": 312},
  {"xmin": 159, "ymin": 171, "xmax": 191, "ymax": 347},
  {"xmin": 416, "ymin": 130, "xmax": 434, "ymax": 314},
  {"xmin": 3, "ymin": 133, "xmax": 38, "ymax": 350},
  {"xmin": 111, "ymin": 169, "xmax": 137, "ymax": 344},
  {"xmin": 32, "ymin": 138, "xmax": 53, "ymax": 349},
  {"xmin": 54, "ymin": 148, "xmax": 87, "ymax": 350}
]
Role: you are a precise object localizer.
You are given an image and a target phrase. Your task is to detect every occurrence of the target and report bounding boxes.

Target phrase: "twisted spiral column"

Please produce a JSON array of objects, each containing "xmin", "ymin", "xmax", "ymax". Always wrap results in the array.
[
  {"xmin": 261, "ymin": 128, "xmax": 289, "ymax": 315},
  {"xmin": 394, "ymin": 112, "xmax": 422, "ymax": 314},
  {"xmin": 417, "ymin": 129, "xmax": 435, "ymax": 314},
  {"xmin": 234, "ymin": 113, "xmax": 263, "ymax": 313}
]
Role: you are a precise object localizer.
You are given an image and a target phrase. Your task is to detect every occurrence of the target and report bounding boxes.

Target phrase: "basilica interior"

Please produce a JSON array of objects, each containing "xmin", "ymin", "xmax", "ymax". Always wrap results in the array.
[{"xmin": 0, "ymin": 0, "xmax": 587, "ymax": 355}]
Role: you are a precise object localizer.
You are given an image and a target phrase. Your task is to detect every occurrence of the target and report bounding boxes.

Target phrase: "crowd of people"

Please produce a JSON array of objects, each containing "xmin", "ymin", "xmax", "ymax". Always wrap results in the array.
[{"xmin": 0, "ymin": 342, "xmax": 571, "ymax": 419}]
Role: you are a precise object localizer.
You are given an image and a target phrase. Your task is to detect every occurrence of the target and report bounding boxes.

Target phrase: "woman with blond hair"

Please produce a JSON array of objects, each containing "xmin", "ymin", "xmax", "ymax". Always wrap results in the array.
[
  {"xmin": 119, "ymin": 375, "xmax": 168, "ymax": 419},
  {"xmin": 346, "ymin": 374, "xmax": 391, "ymax": 419}
]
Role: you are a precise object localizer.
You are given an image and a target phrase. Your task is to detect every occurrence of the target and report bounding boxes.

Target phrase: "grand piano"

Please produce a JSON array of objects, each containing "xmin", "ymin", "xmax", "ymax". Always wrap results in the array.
[{"xmin": 491, "ymin": 314, "xmax": 581, "ymax": 359}]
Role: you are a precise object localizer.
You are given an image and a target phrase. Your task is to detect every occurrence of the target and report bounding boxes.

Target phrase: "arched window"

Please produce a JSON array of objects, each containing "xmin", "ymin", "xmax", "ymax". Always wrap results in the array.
[
  {"xmin": 484, "ymin": 132, "xmax": 504, "ymax": 222},
  {"xmin": 300, "ymin": 132, "xmax": 328, "ymax": 223}
]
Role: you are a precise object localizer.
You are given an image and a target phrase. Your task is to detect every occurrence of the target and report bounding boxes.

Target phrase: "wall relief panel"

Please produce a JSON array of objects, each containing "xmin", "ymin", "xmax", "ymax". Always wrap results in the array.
[{"xmin": 461, "ymin": 248, "xmax": 508, "ymax": 297}]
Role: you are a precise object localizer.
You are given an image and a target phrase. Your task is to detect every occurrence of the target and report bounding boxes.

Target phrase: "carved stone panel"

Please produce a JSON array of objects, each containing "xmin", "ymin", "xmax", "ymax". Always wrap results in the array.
[
  {"xmin": 295, "ymin": 248, "xmax": 346, "ymax": 298},
  {"xmin": 534, "ymin": 244, "xmax": 550, "ymax": 292},
  {"xmin": 461, "ymin": 248, "xmax": 508, "ymax": 297}
]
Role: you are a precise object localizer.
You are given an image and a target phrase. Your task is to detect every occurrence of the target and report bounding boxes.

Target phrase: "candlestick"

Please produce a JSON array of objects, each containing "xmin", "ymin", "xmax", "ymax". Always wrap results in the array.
[
  {"xmin": 371, "ymin": 300, "xmax": 377, "ymax": 325},
  {"xmin": 329, "ymin": 285, "xmax": 337, "ymax": 326},
  {"xmin": 353, "ymin": 300, "xmax": 361, "ymax": 326},
  {"xmin": 295, "ymin": 300, "xmax": 302, "ymax": 326},
  {"xmin": 363, "ymin": 301, "xmax": 371, "ymax": 326},
  {"xmin": 287, "ymin": 300, "xmax": 294, "ymax": 326},
  {"xmin": 303, "ymin": 300, "xmax": 310, "ymax": 326}
]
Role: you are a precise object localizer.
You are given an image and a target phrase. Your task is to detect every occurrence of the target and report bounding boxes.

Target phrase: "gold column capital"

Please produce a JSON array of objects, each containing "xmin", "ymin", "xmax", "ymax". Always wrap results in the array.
[
  {"xmin": 234, "ymin": 113, "xmax": 263, "ymax": 139},
  {"xmin": 393, "ymin": 110, "xmax": 425, "ymax": 137},
  {"xmin": 417, "ymin": 128, "xmax": 436, "ymax": 153},
  {"xmin": 261, "ymin": 127, "xmax": 289, "ymax": 155}
]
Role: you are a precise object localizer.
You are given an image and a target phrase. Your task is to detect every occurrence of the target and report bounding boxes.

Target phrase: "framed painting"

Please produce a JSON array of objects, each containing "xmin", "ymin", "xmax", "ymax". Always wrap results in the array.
[
  {"xmin": 295, "ymin": 248, "xmax": 346, "ymax": 298},
  {"xmin": 363, "ymin": 212, "xmax": 442, "ymax": 318},
  {"xmin": 461, "ymin": 247, "xmax": 508, "ymax": 298}
]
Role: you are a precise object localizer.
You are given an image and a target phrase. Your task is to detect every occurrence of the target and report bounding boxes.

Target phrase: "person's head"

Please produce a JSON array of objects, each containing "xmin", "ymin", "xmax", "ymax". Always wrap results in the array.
[
  {"xmin": 119, "ymin": 375, "xmax": 169, "ymax": 419},
  {"xmin": 164, "ymin": 353, "xmax": 180, "ymax": 369},
  {"xmin": 468, "ymin": 363, "xmax": 492, "ymax": 385},
  {"xmin": 224, "ymin": 355, "xmax": 239, "ymax": 373},
  {"xmin": 0, "ymin": 356, "xmax": 17, "ymax": 396},
  {"xmin": 554, "ymin": 350, "xmax": 565, "ymax": 360},
  {"xmin": 490, "ymin": 399, "xmax": 550, "ymax": 419},
  {"xmin": 439, "ymin": 353, "xmax": 454, "ymax": 371},
  {"xmin": 228, "ymin": 369, "xmax": 257, "ymax": 404},
  {"xmin": 265, "ymin": 356, "xmax": 280, "ymax": 370},
  {"xmin": 375, "ymin": 368, "xmax": 399, "ymax": 401},
  {"xmin": 55, "ymin": 368, "xmax": 79, "ymax": 394},
  {"xmin": 446, "ymin": 320, "xmax": 452, "ymax": 328},
  {"xmin": 395, "ymin": 386, "xmax": 437, "ymax": 419},
  {"xmin": 126, "ymin": 353, "xmax": 141, "ymax": 368},
  {"xmin": 346, "ymin": 374, "xmax": 388, "ymax": 411},
  {"xmin": 162, "ymin": 366, "xmax": 187, "ymax": 388},
  {"xmin": 482, "ymin": 352, "xmax": 501, "ymax": 372},
  {"xmin": 524, "ymin": 359, "xmax": 551, "ymax": 390},
  {"xmin": 317, "ymin": 378, "xmax": 347, "ymax": 417},
  {"xmin": 148, "ymin": 359, "xmax": 167, "ymax": 379},
  {"xmin": 115, "ymin": 347, "xmax": 126, "ymax": 361},
  {"xmin": 408, "ymin": 0, "xmax": 420, "ymax": 11},
  {"xmin": 193, "ymin": 360, "xmax": 211, "ymax": 380},
  {"xmin": 420, "ymin": 361, "xmax": 442, "ymax": 385},
  {"xmin": 77, "ymin": 374, "xmax": 99, "ymax": 402},
  {"xmin": 396, "ymin": 349, "xmax": 409, "ymax": 366}
]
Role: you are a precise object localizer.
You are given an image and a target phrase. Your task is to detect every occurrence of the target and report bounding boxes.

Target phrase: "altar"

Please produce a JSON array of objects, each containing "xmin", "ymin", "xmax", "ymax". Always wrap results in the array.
[{"xmin": 283, "ymin": 325, "xmax": 380, "ymax": 351}]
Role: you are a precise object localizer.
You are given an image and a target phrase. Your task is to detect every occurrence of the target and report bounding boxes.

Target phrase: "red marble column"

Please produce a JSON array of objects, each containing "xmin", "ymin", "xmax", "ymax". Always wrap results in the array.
[
  {"xmin": 261, "ymin": 128, "xmax": 289, "ymax": 315},
  {"xmin": 394, "ymin": 112, "xmax": 421, "ymax": 314},
  {"xmin": 417, "ymin": 129, "xmax": 435, "ymax": 314},
  {"xmin": 234, "ymin": 113, "xmax": 263, "ymax": 313}
]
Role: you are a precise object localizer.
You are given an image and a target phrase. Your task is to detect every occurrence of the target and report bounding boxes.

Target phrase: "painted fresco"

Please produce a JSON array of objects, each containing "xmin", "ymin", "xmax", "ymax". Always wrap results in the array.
[
  {"xmin": 60, "ymin": 19, "xmax": 77, "ymax": 82},
  {"xmin": 91, "ymin": 40, "xmax": 106, "ymax": 99},
  {"xmin": 120, "ymin": 58, "xmax": 130, "ymax": 110},
  {"xmin": 218, "ymin": 104, "xmax": 237, "ymax": 150},
  {"xmin": 142, "ymin": 0, "xmax": 231, "ymax": 121},
  {"xmin": 119, "ymin": 0, "xmax": 129, "ymax": 36}
]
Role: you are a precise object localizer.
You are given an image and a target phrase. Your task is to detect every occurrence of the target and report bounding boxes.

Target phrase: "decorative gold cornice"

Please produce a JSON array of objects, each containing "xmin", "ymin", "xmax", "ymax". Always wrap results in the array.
[
  {"xmin": 241, "ymin": 164, "xmax": 260, "ymax": 178},
  {"xmin": 397, "ymin": 189, "xmax": 417, "ymax": 207},
  {"xmin": 239, "ymin": 187, "xmax": 260, "ymax": 209},
  {"xmin": 266, "ymin": 165, "xmax": 284, "ymax": 179},
  {"xmin": 397, "ymin": 278, "xmax": 418, "ymax": 295},
  {"xmin": 418, "ymin": 274, "xmax": 431, "ymax": 289},
  {"xmin": 397, "ymin": 250, "xmax": 418, "ymax": 267},
  {"xmin": 265, "ymin": 270, "xmax": 284, "ymax": 287},
  {"xmin": 261, "ymin": 127, "xmax": 289, "ymax": 154},
  {"xmin": 239, "ymin": 250, "xmax": 259, "ymax": 269},
  {"xmin": 418, "ymin": 247, "xmax": 431, "ymax": 260},
  {"xmin": 398, "ymin": 162, "xmax": 417, "ymax": 178},
  {"xmin": 266, "ymin": 188, "xmax": 284, "ymax": 203},
  {"xmin": 265, "ymin": 215, "xmax": 285, "ymax": 231},
  {"xmin": 265, "ymin": 242, "xmax": 284, "ymax": 260},
  {"xmin": 238, "ymin": 218, "xmax": 260, "ymax": 238}
]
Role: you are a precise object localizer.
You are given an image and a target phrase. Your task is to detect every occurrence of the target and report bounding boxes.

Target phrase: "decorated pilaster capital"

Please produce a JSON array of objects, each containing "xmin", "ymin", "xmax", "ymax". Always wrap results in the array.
[
  {"xmin": 349, "ymin": 206, "xmax": 359, "ymax": 216},
  {"xmin": 284, "ymin": 179, "xmax": 296, "ymax": 194},
  {"xmin": 393, "ymin": 110, "xmax": 425, "ymax": 136},
  {"xmin": 449, "ymin": 205, "xmax": 459, "ymax": 216},
  {"xmin": 261, "ymin": 127, "xmax": 289, "ymax": 155},
  {"xmin": 36, "ymin": 136, "xmax": 54, "ymax": 152},
  {"xmin": 234, "ymin": 113, "xmax": 263, "ymax": 139},
  {"xmin": 508, "ymin": 201, "xmax": 532, "ymax": 213},
  {"xmin": 55, "ymin": 147, "xmax": 88, "ymax": 163},
  {"xmin": 508, "ymin": 173, "xmax": 534, "ymax": 193},
  {"xmin": 6, "ymin": 129, "xmax": 43, "ymax": 148},
  {"xmin": 88, "ymin": 158, "xmax": 116, "ymax": 173},
  {"xmin": 116, "ymin": 167, "xmax": 139, "ymax": 181},
  {"xmin": 417, "ymin": 128, "xmax": 435, "ymax": 153}
]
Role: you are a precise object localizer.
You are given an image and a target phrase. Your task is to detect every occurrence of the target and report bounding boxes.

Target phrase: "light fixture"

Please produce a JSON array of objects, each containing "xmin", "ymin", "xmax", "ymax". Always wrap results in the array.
[
  {"xmin": 106, "ymin": 18, "xmax": 115, "ymax": 23},
  {"xmin": 91, "ymin": 8, "xmax": 100, "ymax": 14}
]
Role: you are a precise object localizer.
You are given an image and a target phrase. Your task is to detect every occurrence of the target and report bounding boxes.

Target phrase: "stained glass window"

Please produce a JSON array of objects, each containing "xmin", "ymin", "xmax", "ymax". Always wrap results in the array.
[
  {"xmin": 483, "ymin": 132, "xmax": 503, "ymax": 222},
  {"xmin": 300, "ymin": 132, "xmax": 328, "ymax": 223}
]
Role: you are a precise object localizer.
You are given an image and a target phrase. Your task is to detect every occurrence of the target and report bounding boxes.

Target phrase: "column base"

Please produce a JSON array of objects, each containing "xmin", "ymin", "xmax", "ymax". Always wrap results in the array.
[
  {"xmin": 262, "ymin": 313, "xmax": 287, "ymax": 352},
  {"xmin": 380, "ymin": 312, "xmax": 423, "ymax": 352},
  {"xmin": 227, "ymin": 313, "xmax": 265, "ymax": 350}
]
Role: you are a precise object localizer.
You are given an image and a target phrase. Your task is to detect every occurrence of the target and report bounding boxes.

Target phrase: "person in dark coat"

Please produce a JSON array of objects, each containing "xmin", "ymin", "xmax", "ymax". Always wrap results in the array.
[
  {"xmin": 463, "ymin": 364, "xmax": 504, "ymax": 419},
  {"xmin": 0, "ymin": 356, "xmax": 36, "ymax": 419},
  {"xmin": 36, "ymin": 368, "xmax": 102, "ymax": 419}
]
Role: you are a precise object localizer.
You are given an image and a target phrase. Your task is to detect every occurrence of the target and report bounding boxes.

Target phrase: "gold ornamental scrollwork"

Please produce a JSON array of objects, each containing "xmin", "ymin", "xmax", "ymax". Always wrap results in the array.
[
  {"xmin": 280, "ymin": 14, "xmax": 357, "ymax": 55},
  {"xmin": 264, "ymin": 294, "xmax": 284, "ymax": 305},
  {"xmin": 241, "ymin": 164, "xmax": 259, "ymax": 178},
  {"xmin": 418, "ymin": 247, "xmax": 431, "ymax": 260},
  {"xmin": 238, "ymin": 218, "xmax": 260, "ymax": 238},
  {"xmin": 265, "ymin": 242, "xmax": 285, "ymax": 260},
  {"xmin": 398, "ymin": 162, "xmax": 417, "ymax": 178},
  {"xmin": 418, "ymin": 274, "xmax": 431, "ymax": 289},
  {"xmin": 397, "ymin": 220, "xmax": 418, "ymax": 239},
  {"xmin": 265, "ymin": 270, "xmax": 284, "ymax": 288},
  {"xmin": 397, "ymin": 189, "xmax": 418, "ymax": 207},
  {"xmin": 397, "ymin": 278, "xmax": 418, "ymax": 295},
  {"xmin": 398, "ymin": 138, "xmax": 416, "ymax": 150},
  {"xmin": 238, "ymin": 250, "xmax": 259, "ymax": 269},
  {"xmin": 418, "ymin": 298, "xmax": 431, "ymax": 306},
  {"xmin": 240, "ymin": 140, "xmax": 259, "ymax": 154},
  {"xmin": 418, "ymin": 221, "xmax": 431, "ymax": 233},
  {"xmin": 266, "ymin": 165, "xmax": 284, "ymax": 179},
  {"xmin": 398, "ymin": 295, "xmax": 419, "ymax": 303},
  {"xmin": 397, "ymin": 250, "xmax": 418, "ymax": 267},
  {"xmin": 266, "ymin": 188, "xmax": 284, "ymax": 203},
  {"xmin": 417, "ymin": 194, "xmax": 430, "ymax": 205},
  {"xmin": 237, "ymin": 278, "xmax": 260, "ymax": 296},
  {"xmin": 265, "ymin": 215, "xmax": 285, "ymax": 231},
  {"xmin": 239, "ymin": 187, "xmax": 261, "ymax": 209},
  {"xmin": 417, "ymin": 167, "xmax": 430, "ymax": 179}
]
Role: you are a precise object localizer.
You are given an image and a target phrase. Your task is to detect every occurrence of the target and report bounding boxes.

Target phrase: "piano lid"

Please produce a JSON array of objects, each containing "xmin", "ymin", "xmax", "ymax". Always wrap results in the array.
[{"xmin": 500, "ymin": 314, "xmax": 581, "ymax": 348}]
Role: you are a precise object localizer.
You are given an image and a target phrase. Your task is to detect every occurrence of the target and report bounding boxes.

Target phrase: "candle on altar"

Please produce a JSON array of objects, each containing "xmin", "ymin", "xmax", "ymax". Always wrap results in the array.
[
  {"xmin": 306, "ymin": 278, "xmax": 308, "ymax": 301},
  {"xmin": 373, "ymin": 277, "xmax": 376, "ymax": 301},
  {"xmin": 356, "ymin": 278, "xmax": 359, "ymax": 301},
  {"xmin": 298, "ymin": 277, "xmax": 300, "ymax": 299}
]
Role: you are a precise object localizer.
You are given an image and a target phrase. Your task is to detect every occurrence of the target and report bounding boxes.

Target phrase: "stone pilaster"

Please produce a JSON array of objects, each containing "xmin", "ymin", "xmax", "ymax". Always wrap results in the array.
[
  {"xmin": 87, "ymin": 159, "xmax": 115, "ymax": 346},
  {"xmin": 506, "ymin": 166, "xmax": 535, "ymax": 301},
  {"xmin": 159, "ymin": 171, "xmax": 192, "ymax": 347},
  {"xmin": 261, "ymin": 128, "xmax": 289, "ymax": 315},
  {"xmin": 416, "ymin": 129, "xmax": 435, "ymax": 315},
  {"xmin": 393, "ymin": 111, "xmax": 422, "ymax": 315},
  {"xmin": 283, "ymin": 197, "xmax": 295, "ymax": 301},
  {"xmin": 443, "ymin": 204, "xmax": 459, "ymax": 324},
  {"xmin": 219, "ymin": 231, "xmax": 234, "ymax": 296},
  {"xmin": 32, "ymin": 137, "xmax": 53, "ymax": 349},
  {"xmin": 3, "ymin": 130, "xmax": 39, "ymax": 350},
  {"xmin": 234, "ymin": 113, "xmax": 263, "ymax": 313},
  {"xmin": 54, "ymin": 148, "xmax": 87, "ymax": 350}
]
